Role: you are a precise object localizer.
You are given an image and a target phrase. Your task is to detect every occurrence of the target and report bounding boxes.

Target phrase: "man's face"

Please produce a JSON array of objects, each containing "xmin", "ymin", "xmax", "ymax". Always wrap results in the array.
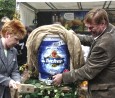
[{"xmin": 85, "ymin": 23, "xmax": 103, "ymax": 37}]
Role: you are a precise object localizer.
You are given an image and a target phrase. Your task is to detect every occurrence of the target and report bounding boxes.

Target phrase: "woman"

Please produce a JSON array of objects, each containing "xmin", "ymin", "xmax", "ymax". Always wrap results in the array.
[{"xmin": 0, "ymin": 19, "xmax": 26, "ymax": 98}]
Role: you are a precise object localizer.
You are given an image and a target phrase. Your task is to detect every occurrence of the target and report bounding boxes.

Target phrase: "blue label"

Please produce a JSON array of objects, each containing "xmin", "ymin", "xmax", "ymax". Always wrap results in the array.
[{"xmin": 38, "ymin": 36, "xmax": 70, "ymax": 79}]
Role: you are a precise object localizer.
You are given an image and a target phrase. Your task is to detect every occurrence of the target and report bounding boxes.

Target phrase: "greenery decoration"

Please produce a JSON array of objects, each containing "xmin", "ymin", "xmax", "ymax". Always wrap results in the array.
[
  {"xmin": 20, "ymin": 79, "xmax": 79, "ymax": 98},
  {"xmin": 0, "ymin": 0, "xmax": 16, "ymax": 19}
]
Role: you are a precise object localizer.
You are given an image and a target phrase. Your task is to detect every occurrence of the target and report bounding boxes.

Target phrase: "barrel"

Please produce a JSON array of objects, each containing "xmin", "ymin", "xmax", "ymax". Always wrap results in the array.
[{"xmin": 38, "ymin": 35, "xmax": 70, "ymax": 82}]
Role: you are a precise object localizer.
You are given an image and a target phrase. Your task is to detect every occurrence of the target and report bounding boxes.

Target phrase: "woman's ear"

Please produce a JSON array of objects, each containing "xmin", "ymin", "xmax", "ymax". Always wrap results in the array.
[{"xmin": 5, "ymin": 32, "xmax": 10, "ymax": 38}]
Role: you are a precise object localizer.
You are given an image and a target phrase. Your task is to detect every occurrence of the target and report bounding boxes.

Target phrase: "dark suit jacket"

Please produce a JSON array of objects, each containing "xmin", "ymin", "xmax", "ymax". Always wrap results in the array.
[
  {"xmin": 0, "ymin": 39, "xmax": 20, "ymax": 98},
  {"xmin": 62, "ymin": 23, "xmax": 115, "ymax": 98}
]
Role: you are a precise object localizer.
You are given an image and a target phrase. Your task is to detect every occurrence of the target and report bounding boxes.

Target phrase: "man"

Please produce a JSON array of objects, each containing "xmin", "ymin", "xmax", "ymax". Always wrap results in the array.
[
  {"xmin": 53, "ymin": 8, "xmax": 115, "ymax": 98},
  {"xmin": 0, "ymin": 19, "xmax": 26, "ymax": 98},
  {"xmin": 15, "ymin": 26, "xmax": 33, "ymax": 66}
]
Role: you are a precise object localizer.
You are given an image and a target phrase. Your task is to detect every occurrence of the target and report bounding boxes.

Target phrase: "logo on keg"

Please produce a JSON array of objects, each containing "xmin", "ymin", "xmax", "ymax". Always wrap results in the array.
[{"xmin": 44, "ymin": 50, "xmax": 64, "ymax": 67}]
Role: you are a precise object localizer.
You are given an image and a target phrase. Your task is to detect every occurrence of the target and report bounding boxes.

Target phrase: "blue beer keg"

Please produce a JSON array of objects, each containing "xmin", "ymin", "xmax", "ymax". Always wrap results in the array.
[{"xmin": 38, "ymin": 35, "xmax": 70, "ymax": 81}]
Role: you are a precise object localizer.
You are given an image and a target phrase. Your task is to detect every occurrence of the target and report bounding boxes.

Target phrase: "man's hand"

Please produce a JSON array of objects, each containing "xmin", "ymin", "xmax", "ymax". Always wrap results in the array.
[
  {"xmin": 52, "ymin": 74, "xmax": 62, "ymax": 86},
  {"xmin": 9, "ymin": 80, "xmax": 19, "ymax": 89}
]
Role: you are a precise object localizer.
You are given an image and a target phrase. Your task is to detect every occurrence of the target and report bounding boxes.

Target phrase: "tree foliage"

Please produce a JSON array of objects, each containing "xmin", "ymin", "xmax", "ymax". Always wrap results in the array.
[{"xmin": 0, "ymin": 0, "xmax": 16, "ymax": 19}]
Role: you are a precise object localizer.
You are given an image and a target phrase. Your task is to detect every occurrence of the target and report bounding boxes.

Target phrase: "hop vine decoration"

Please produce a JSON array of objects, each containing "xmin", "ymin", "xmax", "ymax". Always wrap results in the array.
[
  {"xmin": 13, "ymin": 10, "xmax": 20, "ymax": 20},
  {"xmin": 19, "ymin": 64, "xmax": 32, "ymax": 83}
]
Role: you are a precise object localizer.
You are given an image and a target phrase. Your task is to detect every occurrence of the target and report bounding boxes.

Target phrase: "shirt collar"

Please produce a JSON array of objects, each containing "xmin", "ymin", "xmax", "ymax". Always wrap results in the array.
[{"xmin": 94, "ymin": 27, "xmax": 107, "ymax": 41}]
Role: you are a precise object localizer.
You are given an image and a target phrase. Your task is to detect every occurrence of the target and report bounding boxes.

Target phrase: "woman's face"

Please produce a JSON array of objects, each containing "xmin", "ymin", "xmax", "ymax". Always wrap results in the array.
[{"xmin": 5, "ymin": 33, "xmax": 20, "ymax": 48}]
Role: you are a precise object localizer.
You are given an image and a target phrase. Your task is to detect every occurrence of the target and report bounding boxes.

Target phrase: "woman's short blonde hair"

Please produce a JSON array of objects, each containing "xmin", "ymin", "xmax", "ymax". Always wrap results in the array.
[{"xmin": 1, "ymin": 19, "xmax": 26, "ymax": 39}]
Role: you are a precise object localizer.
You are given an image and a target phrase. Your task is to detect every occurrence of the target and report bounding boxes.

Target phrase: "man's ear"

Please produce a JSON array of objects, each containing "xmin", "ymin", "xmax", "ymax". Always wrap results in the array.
[{"xmin": 101, "ymin": 20, "xmax": 106, "ymax": 25}]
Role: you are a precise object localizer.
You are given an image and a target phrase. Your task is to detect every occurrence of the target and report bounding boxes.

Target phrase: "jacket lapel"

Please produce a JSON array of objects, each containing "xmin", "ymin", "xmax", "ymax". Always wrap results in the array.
[
  {"xmin": 7, "ymin": 48, "xmax": 15, "ymax": 66},
  {"xmin": 0, "ymin": 39, "xmax": 15, "ymax": 72},
  {"xmin": 87, "ymin": 40, "xmax": 96, "ymax": 58},
  {"xmin": 0, "ymin": 39, "xmax": 8, "ymax": 67}
]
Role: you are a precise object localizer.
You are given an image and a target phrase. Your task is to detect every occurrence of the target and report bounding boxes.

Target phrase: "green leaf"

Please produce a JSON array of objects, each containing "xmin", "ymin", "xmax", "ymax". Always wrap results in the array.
[
  {"xmin": 25, "ymin": 94, "xmax": 31, "ymax": 98},
  {"xmin": 44, "ymin": 96, "xmax": 49, "ymax": 98}
]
